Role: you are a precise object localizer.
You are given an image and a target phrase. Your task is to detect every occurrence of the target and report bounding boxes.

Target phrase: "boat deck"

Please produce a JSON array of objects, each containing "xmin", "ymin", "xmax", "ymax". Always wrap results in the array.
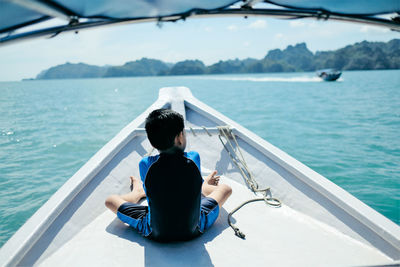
[
  {"xmin": 2, "ymin": 87, "xmax": 399, "ymax": 266},
  {"xmin": 40, "ymin": 177, "xmax": 390, "ymax": 267}
]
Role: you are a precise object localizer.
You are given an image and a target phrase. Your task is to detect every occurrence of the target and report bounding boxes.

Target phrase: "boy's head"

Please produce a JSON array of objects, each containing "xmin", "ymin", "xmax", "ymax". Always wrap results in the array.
[{"xmin": 145, "ymin": 109, "xmax": 185, "ymax": 151}]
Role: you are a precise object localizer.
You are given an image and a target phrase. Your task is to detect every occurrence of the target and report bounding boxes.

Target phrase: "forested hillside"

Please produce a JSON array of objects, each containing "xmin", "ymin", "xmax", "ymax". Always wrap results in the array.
[{"xmin": 36, "ymin": 39, "xmax": 400, "ymax": 79}]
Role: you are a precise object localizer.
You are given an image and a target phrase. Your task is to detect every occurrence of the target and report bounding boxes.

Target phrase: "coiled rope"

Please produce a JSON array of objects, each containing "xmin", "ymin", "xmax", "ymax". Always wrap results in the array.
[{"xmin": 217, "ymin": 126, "xmax": 281, "ymax": 239}]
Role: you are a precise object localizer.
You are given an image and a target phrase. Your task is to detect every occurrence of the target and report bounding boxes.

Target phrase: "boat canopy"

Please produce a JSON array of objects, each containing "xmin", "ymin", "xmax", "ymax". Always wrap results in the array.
[{"xmin": 1, "ymin": 0, "xmax": 399, "ymax": 45}]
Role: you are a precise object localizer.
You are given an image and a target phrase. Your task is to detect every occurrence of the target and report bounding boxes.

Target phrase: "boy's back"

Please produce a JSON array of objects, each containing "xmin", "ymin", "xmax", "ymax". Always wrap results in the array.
[{"xmin": 145, "ymin": 151, "xmax": 202, "ymax": 241}]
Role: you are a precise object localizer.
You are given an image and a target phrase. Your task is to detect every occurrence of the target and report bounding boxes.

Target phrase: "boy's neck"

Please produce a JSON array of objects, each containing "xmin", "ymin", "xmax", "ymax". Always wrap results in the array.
[{"xmin": 159, "ymin": 146, "xmax": 184, "ymax": 155}]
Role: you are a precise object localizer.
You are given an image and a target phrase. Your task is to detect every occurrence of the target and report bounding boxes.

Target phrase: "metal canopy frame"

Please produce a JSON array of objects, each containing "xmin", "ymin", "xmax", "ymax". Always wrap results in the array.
[
  {"xmin": 1, "ymin": 2, "xmax": 399, "ymax": 46},
  {"xmin": 10, "ymin": 0, "xmax": 75, "ymax": 21}
]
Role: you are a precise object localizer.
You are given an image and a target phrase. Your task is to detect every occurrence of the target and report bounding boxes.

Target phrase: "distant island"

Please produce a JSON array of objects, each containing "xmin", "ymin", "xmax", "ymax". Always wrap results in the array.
[{"xmin": 35, "ymin": 39, "xmax": 399, "ymax": 79}]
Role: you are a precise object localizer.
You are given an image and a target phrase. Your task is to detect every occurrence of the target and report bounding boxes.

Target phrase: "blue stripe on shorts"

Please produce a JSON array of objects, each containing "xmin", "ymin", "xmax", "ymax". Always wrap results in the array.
[
  {"xmin": 117, "ymin": 202, "xmax": 152, "ymax": 237},
  {"xmin": 198, "ymin": 197, "xmax": 219, "ymax": 233}
]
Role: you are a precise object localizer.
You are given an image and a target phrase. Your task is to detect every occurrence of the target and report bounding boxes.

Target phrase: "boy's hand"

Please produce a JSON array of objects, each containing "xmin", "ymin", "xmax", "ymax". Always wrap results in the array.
[{"xmin": 206, "ymin": 170, "xmax": 220, "ymax": 186}]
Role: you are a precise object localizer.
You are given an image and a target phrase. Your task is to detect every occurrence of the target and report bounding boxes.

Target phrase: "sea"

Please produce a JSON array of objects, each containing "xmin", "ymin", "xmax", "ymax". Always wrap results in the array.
[{"xmin": 0, "ymin": 70, "xmax": 399, "ymax": 247}]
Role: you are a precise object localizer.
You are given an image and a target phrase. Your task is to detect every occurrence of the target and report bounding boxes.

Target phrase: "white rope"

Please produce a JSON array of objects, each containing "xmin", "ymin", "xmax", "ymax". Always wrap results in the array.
[{"xmin": 217, "ymin": 126, "xmax": 281, "ymax": 239}]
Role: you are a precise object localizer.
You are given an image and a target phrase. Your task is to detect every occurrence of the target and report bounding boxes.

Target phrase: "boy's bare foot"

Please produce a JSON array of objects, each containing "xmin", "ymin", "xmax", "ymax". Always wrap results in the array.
[
  {"xmin": 205, "ymin": 170, "xmax": 220, "ymax": 186},
  {"xmin": 130, "ymin": 176, "xmax": 146, "ymax": 199}
]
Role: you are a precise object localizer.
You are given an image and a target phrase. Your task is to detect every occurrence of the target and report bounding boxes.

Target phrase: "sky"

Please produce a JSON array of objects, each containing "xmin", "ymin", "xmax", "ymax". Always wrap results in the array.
[{"xmin": 0, "ymin": 15, "xmax": 398, "ymax": 81}]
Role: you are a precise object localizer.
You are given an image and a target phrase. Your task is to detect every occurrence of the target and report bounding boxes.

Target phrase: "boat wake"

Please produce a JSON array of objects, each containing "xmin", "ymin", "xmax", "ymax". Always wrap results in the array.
[{"xmin": 205, "ymin": 76, "xmax": 323, "ymax": 82}]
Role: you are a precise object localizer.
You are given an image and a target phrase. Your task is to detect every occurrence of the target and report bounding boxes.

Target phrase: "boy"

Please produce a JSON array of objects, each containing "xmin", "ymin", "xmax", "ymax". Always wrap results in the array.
[{"xmin": 105, "ymin": 109, "xmax": 232, "ymax": 242}]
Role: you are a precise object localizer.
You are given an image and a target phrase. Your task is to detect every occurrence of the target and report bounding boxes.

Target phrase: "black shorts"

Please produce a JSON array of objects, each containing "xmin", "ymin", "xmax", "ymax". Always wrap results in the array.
[{"xmin": 117, "ymin": 196, "xmax": 219, "ymax": 237}]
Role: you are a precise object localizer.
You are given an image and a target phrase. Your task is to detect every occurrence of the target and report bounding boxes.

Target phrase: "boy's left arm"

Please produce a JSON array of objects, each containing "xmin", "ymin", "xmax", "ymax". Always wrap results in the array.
[{"xmin": 186, "ymin": 150, "xmax": 201, "ymax": 174}]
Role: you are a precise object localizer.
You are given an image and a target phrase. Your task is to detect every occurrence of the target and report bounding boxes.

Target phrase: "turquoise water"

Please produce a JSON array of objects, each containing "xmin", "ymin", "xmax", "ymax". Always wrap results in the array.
[{"xmin": 0, "ymin": 70, "xmax": 399, "ymax": 247}]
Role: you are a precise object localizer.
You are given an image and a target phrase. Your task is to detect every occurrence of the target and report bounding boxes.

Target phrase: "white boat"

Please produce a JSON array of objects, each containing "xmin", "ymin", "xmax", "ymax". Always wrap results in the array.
[
  {"xmin": 0, "ymin": 86, "xmax": 399, "ymax": 266},
  {"xmin": 1, "ymin": 1, "xmax": 400, "ymax": 266}
]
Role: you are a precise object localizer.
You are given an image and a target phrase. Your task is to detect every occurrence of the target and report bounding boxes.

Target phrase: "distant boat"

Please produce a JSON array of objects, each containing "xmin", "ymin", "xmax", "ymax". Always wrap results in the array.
[{"xmin": 317, "ymin": 69, "xmax": 342, "ymax": 81}]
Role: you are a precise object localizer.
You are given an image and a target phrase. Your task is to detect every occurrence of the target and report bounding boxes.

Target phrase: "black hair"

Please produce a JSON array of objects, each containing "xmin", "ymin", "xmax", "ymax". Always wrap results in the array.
[{"xmin": 145, "ymin": 109, "xmax": 184, "ymax": 151}]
